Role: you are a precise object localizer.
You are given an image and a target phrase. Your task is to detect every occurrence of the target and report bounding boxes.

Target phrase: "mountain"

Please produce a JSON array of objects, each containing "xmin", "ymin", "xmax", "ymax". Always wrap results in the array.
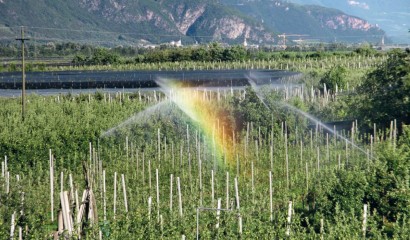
[
  {"xmin": 0, "ymin": 0, "xmax": 273, "ymax": 45},
  {"xmin": 0, "ymin": 0, "xmax": 386, "ymax": 46},
  {"xmin": 289, "ymin": 0, "xmax": 410, "ymax": 43},
  {"xmin": 222, "ymin": 0, "xmax": 385, "ymax": 44}
]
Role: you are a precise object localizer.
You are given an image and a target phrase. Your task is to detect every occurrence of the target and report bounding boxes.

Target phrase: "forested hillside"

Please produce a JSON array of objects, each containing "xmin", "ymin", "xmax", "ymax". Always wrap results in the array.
[{"xmin": 0, "ymin": 0, "xmax": 385, "ymax": 45}]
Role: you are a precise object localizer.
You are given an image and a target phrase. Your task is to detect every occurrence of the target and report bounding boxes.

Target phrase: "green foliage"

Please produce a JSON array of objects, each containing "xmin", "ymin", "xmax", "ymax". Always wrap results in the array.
[
  {"xmin": 354, "ymin": 45, "xmax": 377, "ymax": 56},
  {"xmin": 1, "ymin": 49, "xmax": 410, "ymax": 238},
  {"xmin": 232, "ymin": 87, "xmax": 271, "ymax": 132},
  {"xmin": 222, "ymin": 45, "xmax": 247, "ymax": 61},
  {"xmin": 306, "ymin": 170, "xmax": 367, "ymax": 220},
  {"xmin": 365, "ymin": 144, "xmax": 410, "ymax": 224},
  {"xmin": 72, "ymin": 48, "xmax": 120, "ymax": 65},
  {"xmin": 134, "ymin": 43, "xmax": 246, "ymax": 63},
  {"xmin": 208, "ymin": 42, "xmax": 224, "ymax": 61},
  {"xmin": 72, "ymin": 54, "xmax": 87, "ymax": 65},
  {"xmin": 90, "ymin": 48, "xmax": 120, "ymax": 65},
  {"xmin": 8, "ymin": 63, "xmax": 17, "ymax": 72},
  {"xmin": 0, "ymin": 90, "xmax": 408, "ymax": 238},
  {"xmin": 0, "ymin": 94, "xmax": 144, "ymax": 167},
  {"xmin": 320, "ymin": 65, "xmax": 347, "ymax": 91},
  {"xmin": 354, "ymin": 49, "xmax": 410, "ymax": 129}
]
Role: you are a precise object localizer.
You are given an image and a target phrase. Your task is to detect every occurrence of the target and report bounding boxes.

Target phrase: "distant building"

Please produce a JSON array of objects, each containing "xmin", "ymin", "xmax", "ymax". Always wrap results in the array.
[
  {"xmin": 243, "ymin": 37, "xmax": 248, "ymax": 47},
  {"xmin": 169, "ymin": 39, "xmax": 182, "ymax": 47}
]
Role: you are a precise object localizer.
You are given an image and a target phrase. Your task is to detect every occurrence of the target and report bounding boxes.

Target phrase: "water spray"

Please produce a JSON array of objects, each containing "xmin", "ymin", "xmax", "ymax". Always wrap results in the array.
[
  {"xmin": 246, "ymin": 76, "xmax": 372, "ymax": 158},
  {"xmin": 101, "ymin": 100, "xmax": 170, "ymax": 137}
]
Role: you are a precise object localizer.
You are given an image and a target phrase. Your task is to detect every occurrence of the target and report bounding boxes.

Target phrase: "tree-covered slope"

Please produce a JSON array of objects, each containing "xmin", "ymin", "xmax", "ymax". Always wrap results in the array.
[
  {"xmin": 0, "ymin": 0, "xmax": 273, "ymax": 45},
  {"xmin": 0, "ymin": 0, "xmax": 386, "ymax": 45}
]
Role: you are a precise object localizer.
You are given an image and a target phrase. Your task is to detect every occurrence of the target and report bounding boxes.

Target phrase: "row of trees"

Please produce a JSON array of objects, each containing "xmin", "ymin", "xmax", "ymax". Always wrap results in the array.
[
  {"xmin": 71, "ymin": 43, "xmax": 249, "ymax": 65},
  {"xmin": 71, "ymin": 43, "xmax": 381, "ymax": 66}
]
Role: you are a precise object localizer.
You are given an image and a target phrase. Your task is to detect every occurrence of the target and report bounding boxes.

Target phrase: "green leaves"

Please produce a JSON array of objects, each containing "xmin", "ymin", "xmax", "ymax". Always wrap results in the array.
[
  {"xmin": 72, "ymin": 48, "xmax": 120, "ymax": 65},
  {"xmin": 364, "ymin": 144, "xmax": 410, "ymax": 223},
  {"xmin": 320, "ymin": 65, "xmax": 347, "ymax": 92},
  {"xmin": 355, "ymin": 49, "xmax": 410, "ymax": 129}
]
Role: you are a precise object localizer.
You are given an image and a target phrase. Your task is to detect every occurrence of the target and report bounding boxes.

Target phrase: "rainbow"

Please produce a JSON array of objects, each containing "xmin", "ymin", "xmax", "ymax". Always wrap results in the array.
[{"xmin": 156, "ymin": 78, "xmax": 236, "ymax": 165}]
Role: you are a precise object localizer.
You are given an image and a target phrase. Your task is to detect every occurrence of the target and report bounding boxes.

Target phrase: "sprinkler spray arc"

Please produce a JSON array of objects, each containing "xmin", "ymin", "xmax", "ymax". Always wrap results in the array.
[{"xmin": 246, "ymin": 75, "xmax": 373, "ymax": 160}]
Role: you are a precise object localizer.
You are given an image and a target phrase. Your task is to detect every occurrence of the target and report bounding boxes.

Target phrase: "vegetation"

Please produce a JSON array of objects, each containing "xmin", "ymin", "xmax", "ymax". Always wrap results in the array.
[
  {"xmin": 320, "ymin": 65, "xmax": 347, "ymax": 91},
  {"xmin": 353, "ymin": 49, "xmax": 410, "ymax": 129},
  {"xmin": 0, "ymin": 48, "xmax": 409, "ymax": 238}
]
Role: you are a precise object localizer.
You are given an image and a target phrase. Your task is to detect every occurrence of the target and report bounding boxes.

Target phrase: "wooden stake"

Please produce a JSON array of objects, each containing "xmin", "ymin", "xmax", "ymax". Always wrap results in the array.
[
  {"xmin": 226, "ymin": 172, "xmax": 229, "ymax": 209},
  {"xmin": 269, "ymin": 171, "xmax": 273, "ymax": 221},
  {"xmin": 196, "ymin": 208, "xmax": 200, "ymax": 240},
  {"xmin": 113, "ymin": 172, "xmax": 117, "ymax": 219},
  {"xmin": 149, "ymin": 159, "xmax": 152, "ymax": 190},
  {"xmin": 285, "ymin": 133, "xmax": 289, "ymax": 190},
  {"xmin": 270, "ymin": 145, "xmax": 274, "ymax": 172},
  {"xmin": 60, "ymin": 191, "xmax": 73, "ymax": 235},
  {"xmin": 158, "ymin": 129, "xmax": 161, "ymax": 163},
  {"xmin": 103, "ymin": 170, "xmax": 106, "ymax": 221},
  {"xmin": 198, "ymin": 142, "xmax": 203, "ymax": 206},
  {"xmin": 156, "ymin": 169, "xmax": 160, "ymax": 220},
  {"xmin": 320, "ymin": 218, "xmax": 324, "ymax": 240},
  {"xmin": 238, "ymin": 214, "xmax": 242, "ymax": 235},
  {"xmin": 326, "ymin": 134, "xmax": 329, "ymax": 163},
  {"xmin": 286, "ymin": 201, "xmax": 292, "ymax": 236},
  {"xmin": 121, "ymin": 174, "xmax": 128, "ymax": 213},
  {"xmin": 2, "ymin": 155, "xmax": 6, "ymax": 177},
  {"xmin": 362, "ymin": 204, "xmax": 368, "ymax": 238},
  {"xmin": 49, "ymin": 149, "xmax": 54, "ymax": 222},
  {"xmin": 10, "ymin": 211, "xmax": 16, "ymax": 239},
  {"xmin": 235, "ymin": 178, "xmax": 240, "ymax": 210},
  {"xmin": 142, "ymin": 152, "xmax": 145, "ymax": 186},
  {"xmin": 251, "ymin": 161, "xmax": 255, "ymax": 203},
  {"xmin": 317, "ymin": 147, "xmax": 320, "ymax": 173},
  {"xmin": 211, "ymin": 170, "xmax": 215, "ymax": 206},
  {"xmin": 345, "ymin": 139, "xmax": 348, "ymax": 166},
  {"xmin": 236, "ymin": 154, "xmax": 239, "ymax": 178},
  {"xmin": 6, "ymin": 171, "xmax": 9, "ymax": 194},
  {"xmin": 216, "ymin": 198, "xmax": 221, "ymax": 229},
  {"xmin": 172, "ymin": 142, "xmax": 175, "ymax": 170},
  {"xmin": 393, "ymin": 119, "xmax": 397, "ymax": 151},
  {"xmin": 60, "ymin": 172, "xmax": 64, "ymax": 193},
  {"xmin": 177, "ymin": 177, "xmax": 183, "ymax": 217},
  {"xmin": 69, "ymin": 174, "xmax": 74, "ymax": 205},
  {"xmin": 148, "ymin": 196, "xmax": 152, "ymax": 221},
  {"xmin": 75, "ymin": 189, "xmax": 79, "ymax": 217},
  {"xmin": 170, "ymin": 174, "xmax": 173, "ymax": 213}
]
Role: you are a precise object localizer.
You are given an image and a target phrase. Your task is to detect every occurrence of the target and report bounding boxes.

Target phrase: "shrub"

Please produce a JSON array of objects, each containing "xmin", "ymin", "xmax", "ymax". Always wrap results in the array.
[{"xmin": 320, "ymin": 66, "xmax": 347, "ymax": 92}]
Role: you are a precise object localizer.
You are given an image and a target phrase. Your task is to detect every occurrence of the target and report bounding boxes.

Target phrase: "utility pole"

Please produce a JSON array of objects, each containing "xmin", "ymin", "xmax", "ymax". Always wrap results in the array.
[{"xmin": 16, "ymin": 26, "xmax": 30, "ymax": 120}]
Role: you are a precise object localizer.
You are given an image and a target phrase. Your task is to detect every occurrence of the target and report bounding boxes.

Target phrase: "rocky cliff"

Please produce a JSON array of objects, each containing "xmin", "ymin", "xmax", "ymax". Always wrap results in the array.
[
  {"xmin": 0, "ymin": 0, "xmax": 385, "ymax": 45},
  {"xmin": 222, "ymin": 0, "xmax": 385, "ymax": 43}
]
